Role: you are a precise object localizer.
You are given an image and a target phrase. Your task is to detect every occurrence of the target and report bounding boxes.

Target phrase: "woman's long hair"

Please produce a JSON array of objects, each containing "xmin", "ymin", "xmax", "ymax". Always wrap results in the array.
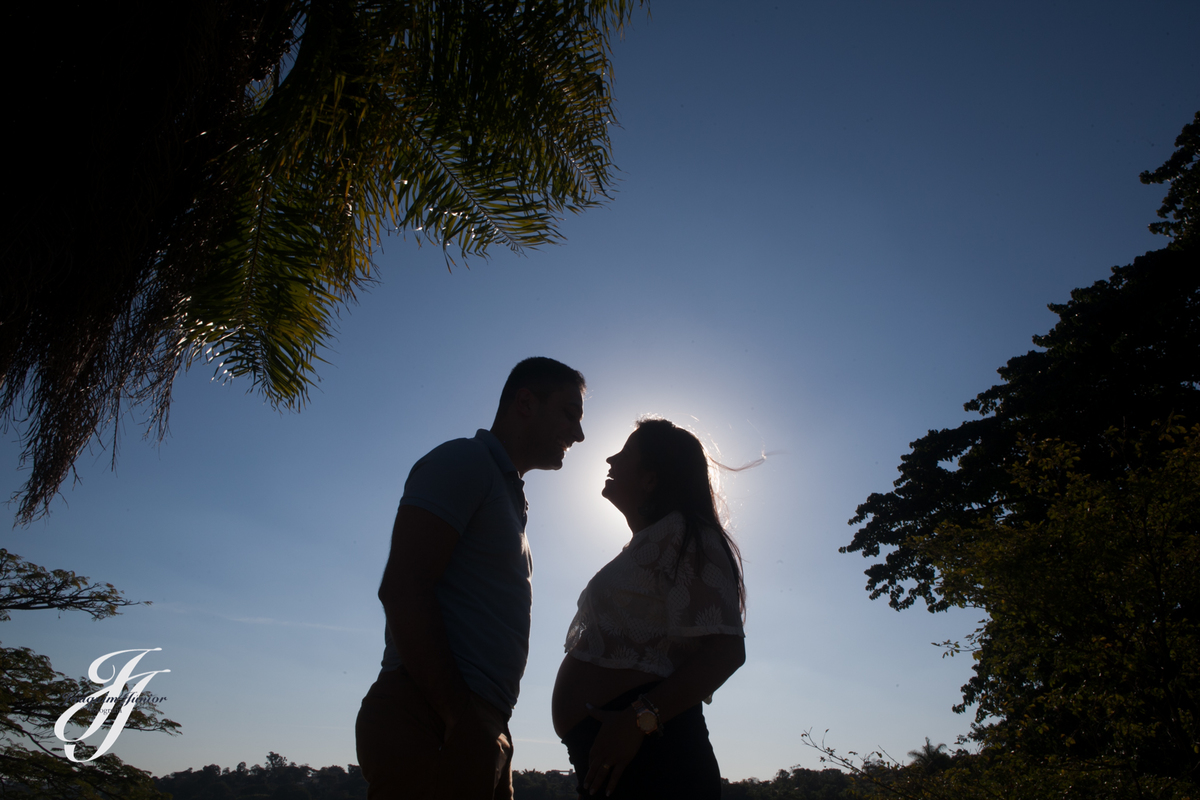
[{"xmin": 632, "ymin": 417, "xmax": 747, "ymax": 618}]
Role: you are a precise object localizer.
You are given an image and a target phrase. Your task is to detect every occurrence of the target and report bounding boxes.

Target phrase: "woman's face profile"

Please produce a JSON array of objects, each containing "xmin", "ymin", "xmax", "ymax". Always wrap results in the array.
[{"xmin": 601, "ymin": 433, "xmax": 656, "ymax": 515}]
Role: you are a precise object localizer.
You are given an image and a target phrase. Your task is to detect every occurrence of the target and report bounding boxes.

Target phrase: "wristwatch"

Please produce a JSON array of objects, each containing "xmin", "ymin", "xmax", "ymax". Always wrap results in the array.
[{"xmin": 630, "ymin": 696, "xmax": 660, "ymax": 735}]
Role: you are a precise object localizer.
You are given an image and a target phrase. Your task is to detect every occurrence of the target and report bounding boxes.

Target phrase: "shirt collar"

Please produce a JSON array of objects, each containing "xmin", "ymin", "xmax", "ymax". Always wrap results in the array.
[{"xmin": 475, "ymin": 429, "xmax": 519, "ymax": 477}]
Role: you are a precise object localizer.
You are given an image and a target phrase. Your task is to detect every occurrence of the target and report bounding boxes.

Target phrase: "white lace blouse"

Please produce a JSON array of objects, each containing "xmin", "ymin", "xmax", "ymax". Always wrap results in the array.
[{"xmin": 564, "ymin": 511, "xmax": 744, "ymax": 677}]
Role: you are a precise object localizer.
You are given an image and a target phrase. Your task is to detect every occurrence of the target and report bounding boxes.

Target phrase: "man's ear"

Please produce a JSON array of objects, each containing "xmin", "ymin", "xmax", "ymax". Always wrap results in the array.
[
  {"xmin": 512, "ymin": 387, "xmax": 539, "ymax": 419},
  {"xmin": 642, "ymin": 471, "xmax": 657, "ymax": 494}
]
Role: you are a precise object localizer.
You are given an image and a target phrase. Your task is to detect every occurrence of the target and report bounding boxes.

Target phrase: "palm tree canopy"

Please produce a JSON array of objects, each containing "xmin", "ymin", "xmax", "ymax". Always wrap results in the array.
[
  {"xmin": 1, "ymin": 0, "xmax": 642, "ymax": 524},
  {"xmin": 906, "ymin": 738, "xmax": 950, "ymax": 768}
]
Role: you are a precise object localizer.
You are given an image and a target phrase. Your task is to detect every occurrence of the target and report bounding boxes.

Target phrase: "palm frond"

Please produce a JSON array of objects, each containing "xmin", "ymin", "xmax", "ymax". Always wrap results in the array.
[{"xmin": 2, "ymin": 0, "xmax": 641, "ymax": 521}]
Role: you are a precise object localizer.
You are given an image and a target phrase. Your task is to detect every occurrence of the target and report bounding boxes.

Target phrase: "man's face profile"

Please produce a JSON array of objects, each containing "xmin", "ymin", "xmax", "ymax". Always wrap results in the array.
[{"xmin": 526, "ymin": 386, "xmax": 585, "ymax": 471}]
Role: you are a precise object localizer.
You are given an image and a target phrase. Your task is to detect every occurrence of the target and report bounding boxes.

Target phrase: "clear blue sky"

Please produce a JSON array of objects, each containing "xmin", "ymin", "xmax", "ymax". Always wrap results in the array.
[{"xmin": 5, "ymin": 0, "xmax": 1199, "ymax": 782}]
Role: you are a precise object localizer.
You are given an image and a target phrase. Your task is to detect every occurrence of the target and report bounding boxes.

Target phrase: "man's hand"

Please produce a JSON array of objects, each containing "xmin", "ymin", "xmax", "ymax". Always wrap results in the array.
[
  {"xmin": 582, "ymin": 706, "xmax": 644, "ymax": 796},
  {"xmin": 439, "ymin": 693, "xmax": 476, "ymax": 744}
]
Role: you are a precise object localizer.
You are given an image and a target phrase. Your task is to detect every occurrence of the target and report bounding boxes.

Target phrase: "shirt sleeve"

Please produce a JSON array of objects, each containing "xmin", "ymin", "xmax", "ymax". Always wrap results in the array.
[
  {"xmin": 399, "ymin": 439, "xmax": 493, "ymax": 535},
  {"xmin": 658, "ymin": 524, "xmax": 745, "ymax": 639}
]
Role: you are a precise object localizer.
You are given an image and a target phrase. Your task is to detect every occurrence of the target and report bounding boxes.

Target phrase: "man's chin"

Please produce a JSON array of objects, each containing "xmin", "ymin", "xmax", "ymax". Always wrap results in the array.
[{"xmin": 531, "ymin": 448, "xmax": 567, "ymax": 471}]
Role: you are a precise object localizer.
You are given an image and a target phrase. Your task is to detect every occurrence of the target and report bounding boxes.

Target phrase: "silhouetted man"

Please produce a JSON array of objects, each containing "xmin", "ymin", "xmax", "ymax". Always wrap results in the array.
[{"xmin": 356, "ymin": 358, "xmax": 586, "ymax": 800}]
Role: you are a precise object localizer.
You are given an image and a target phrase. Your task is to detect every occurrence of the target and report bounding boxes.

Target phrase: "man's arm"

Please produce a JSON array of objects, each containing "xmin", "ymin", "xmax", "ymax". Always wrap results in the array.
[{"xmin": 378, "ymin": 504, "xmax": 473, "ymax": 740}]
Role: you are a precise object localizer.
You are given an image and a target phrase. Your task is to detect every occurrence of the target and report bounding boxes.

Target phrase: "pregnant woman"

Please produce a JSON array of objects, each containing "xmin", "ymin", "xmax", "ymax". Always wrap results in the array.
[{"xmin": 552, "ymin": 418, "xmax": 747, "ymax": 798}]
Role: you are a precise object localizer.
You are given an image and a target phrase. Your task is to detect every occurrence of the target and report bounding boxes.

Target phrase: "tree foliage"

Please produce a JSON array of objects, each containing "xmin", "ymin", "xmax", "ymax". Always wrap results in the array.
[
  {"xmin": 156, "ymin": 753, "xmax": 372, "ymax": 799},
  {"xmin": 906, "ymin": 738, "xmax": 952, "ymax": 774},
  {"xmin": 844, "ymin": 109, "xmax": 1200, "ymax": 611},
  {"xmin": 0, "ymin": 552, "xmax": 179, "ymax": 799},
  {"xmin": 841, "ymin": 263, "xmax": 1200, "ymax": 793},
  {"xmin": 1141, "ymin": 110, "xmax": 1200, "ymax": 247},
  {"xmin": 805, "ymin": 730, "xmax": 1191, "ymax": 800},
  {"xmin": 721, "ymin": 763, "xmax": 857, "ymax": 800},
  {"xmin": 512, "ymin": 768, "xmax": 580, "ymax": 800},
  {"xmin": 843, "ymin": 244, "xmax": 1200, "ymax": 611},
  {"xmin": 0, "ymin": 549, "xmax": 141, "ymax": 621},
  {"xmin": 843, "ymin": 114, "xmax": 1200, "ymax": 794},
  {"xmin": 2, "ymin": 0, "xmax": 642, "ymax": 524},
  {"xmin": 155, "ymin": 759, "xmax": 858, "ymax": 800},
  {"xmin": 922, "ymin": 428, "xmax": 1200, "ymax": 792}
]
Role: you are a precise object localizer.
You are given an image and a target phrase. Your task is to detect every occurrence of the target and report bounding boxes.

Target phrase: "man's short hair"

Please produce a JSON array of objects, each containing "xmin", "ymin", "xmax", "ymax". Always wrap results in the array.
[{"xmin": 495, "ymin": 357, "xmax": 586, "ymax": 418}]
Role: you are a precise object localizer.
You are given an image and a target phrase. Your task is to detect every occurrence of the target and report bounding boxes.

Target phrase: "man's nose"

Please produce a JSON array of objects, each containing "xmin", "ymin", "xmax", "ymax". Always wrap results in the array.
[{"xmin": 574, "ymin": 422, "xmax": 585, "ymax": 443}]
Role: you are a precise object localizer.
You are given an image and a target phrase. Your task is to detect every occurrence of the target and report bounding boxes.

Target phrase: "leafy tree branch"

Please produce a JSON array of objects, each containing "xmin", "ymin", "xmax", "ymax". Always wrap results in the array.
[
  {"xmin": 1140, "ymin": 110, "xmax": 1200, "ymax": 247},
  {"xmin": 0, "ymin": 553, "xmax": 177, "ymax": 798},
  {"xmin": 0, "ymin": 550, "xmax": 143, "ymax": 621},
  {"xmin": 2, "ymin": 0, "xmax": 645, "ymax": 524}
]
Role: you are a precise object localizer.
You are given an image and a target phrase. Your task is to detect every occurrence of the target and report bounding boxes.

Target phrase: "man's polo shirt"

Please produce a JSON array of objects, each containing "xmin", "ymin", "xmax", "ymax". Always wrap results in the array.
[{"xmin": 380, "ymin": 429, "xmax": 531, "ymax": 717}]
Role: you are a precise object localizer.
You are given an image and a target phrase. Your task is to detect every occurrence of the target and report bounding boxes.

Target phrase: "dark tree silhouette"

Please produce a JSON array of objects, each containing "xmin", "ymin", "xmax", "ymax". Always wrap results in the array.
[
  {"xmin": 156, "ymin": 761, "xmax": 861, "ymax": 800},
  {"xmin": 923, "ymin": 428, "xmax": 1200, "ymax": 787},
  {"xmin": 842, "ymin": 111, "xmax": 1200, "ymax": 798},
  {"xmin": 845, "ymin": 109, "xmax": 1200, "ymax": 612},
  {"xmin": 906, "ymin": 738, "xmax": 952, "ymax": 774},
  {"xmin": 843, "ymin": 244, "xmax": 1200, "ymax": 611},
  {"xmin": 0, "ymin": 551, "xmax": 178, "ymax": 799},
  {"xmin": 1141, "ymin": 110, "xmax": 1200, "ymax": 247},
  {"xmin": 2, "ymin": 0, "xmax": 642, "ymax": 524}
]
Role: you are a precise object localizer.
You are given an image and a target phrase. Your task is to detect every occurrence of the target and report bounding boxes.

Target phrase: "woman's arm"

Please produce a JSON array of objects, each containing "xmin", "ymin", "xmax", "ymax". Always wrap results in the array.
[
  {"xmin": 642, "ymin": 634, "xmax": 746, "ymax": 723},
  {"xmin": 582, "ymin": 634, "xmax": 746, "ymax": 796}
]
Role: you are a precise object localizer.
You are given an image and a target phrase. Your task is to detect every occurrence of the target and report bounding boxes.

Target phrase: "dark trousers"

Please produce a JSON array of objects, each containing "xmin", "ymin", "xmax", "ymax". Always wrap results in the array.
[
  {"xmin": 356, "ymin": 668, "xmax": 514, "ymax": 800},
  {"xmin": 561, "ymin": 683, "xmax": 722, "ymax": 800}
]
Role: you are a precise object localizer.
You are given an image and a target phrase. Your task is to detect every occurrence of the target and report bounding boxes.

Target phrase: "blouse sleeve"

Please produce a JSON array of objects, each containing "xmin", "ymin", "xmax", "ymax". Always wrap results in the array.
[{"xmin": 647, "ymin": 522, "xmax": 744, "ymax": 639}]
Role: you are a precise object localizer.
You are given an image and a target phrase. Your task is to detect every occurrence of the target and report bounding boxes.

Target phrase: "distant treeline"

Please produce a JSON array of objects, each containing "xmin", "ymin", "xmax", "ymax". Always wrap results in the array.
[
  {"xmin": 153, "ymin": 753, "xmax": 364, "ymax": 800},
  {"xmin": 153, "ymin": 753, "xmax": 857, "ymax": 799}
]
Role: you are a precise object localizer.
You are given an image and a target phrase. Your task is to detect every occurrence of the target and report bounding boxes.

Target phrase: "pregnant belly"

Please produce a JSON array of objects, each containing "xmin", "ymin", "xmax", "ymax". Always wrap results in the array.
[{"xmin": 551, "ymin": 653, "xmax": 661, "ymax": 738}]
